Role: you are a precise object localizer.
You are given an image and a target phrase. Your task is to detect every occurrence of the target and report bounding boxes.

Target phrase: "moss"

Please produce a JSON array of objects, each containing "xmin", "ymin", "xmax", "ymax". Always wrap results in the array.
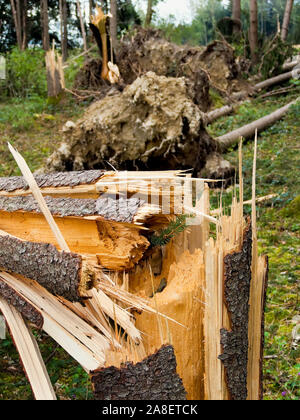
[{"xmin": 281, "ymin": 196, "xmax": 300, "ymax": 218}]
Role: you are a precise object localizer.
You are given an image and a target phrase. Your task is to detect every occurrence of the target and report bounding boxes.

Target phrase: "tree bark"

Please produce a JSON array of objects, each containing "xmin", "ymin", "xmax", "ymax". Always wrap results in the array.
[
  {"xmin": 91, "ymin": 345, "xmax": 187, "ymax": 400},
  {"xmin": 59, "ymin": 0, "xmax": 68, "ymax": 62},
  {"xmin": 10, "ymin": 0, "xmax": 23, "ymax": 50},
  {"xmin": 0, "ymin": 278, "xmax": 44, "ymax": 329},
  {"xmin": 144, "ymin": 0, "xmax": 153, "ymax": 27},
  {"xmin": 249, "ymin": 0, "xmax": 258, "ymax": 65},
  {"xmin": 0, "ymin": 230, "xmax": 95, "ymax": 302},
  {"xmin": 40, "ymin": 0, "xmax": 50, "ymax": 51},
  {"xmin": 21, "ymin": 0, "xmax": 28, "ymax": 50},
  {"xmin": 254, "ymin": 69, "xmax": 299, "ymax": 91},
  {"xmin": 110, "ymin": 0, "xmax": 118, "ymax": 52},
  {"xmin": 232, "ymin": 0, "xmax": 241, "ymax": 32},
  {"xmin": 281, "ymin": 0, "xmax": 294, "ymax": 41},
  {"xmin": 205, "ymin": 104, "xmax": 235, "ymax": 125},
  {"xmin": 77, "ymin": 0, "xmax": 88, "ymax": 53}
]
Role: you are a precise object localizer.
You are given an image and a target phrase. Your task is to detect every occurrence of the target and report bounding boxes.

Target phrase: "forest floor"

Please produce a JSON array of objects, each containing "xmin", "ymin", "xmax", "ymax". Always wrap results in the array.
[{"xmin": 0, "ymin": 91, "xmax": 299, "ymax": 400}]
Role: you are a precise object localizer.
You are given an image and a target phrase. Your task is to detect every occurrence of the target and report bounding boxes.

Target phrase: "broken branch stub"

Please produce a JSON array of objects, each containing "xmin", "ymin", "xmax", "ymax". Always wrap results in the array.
[{"xmin": 0, "ymin": 232, "xmax": 94, "ymax": 301}]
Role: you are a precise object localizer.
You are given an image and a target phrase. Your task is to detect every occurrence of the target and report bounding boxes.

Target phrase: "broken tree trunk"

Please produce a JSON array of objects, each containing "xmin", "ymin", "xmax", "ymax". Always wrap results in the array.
[
  {"xmin": 0, "ymin": 168, "xmax": 268, "ymax": 400},
  {"xmin": 45, "ymin": 47, "xmax": 65, "ymax": 102},
  {"xmin": 91, "ymin": 345, "xmax": 187, "ymax": 400},
  {"xmin": 217, "ymin": 98, "xmax": 299, "ymax": 152},
  {"xmin": 0, "ymin": 230, "xmax": 96, "ymax": 301}
]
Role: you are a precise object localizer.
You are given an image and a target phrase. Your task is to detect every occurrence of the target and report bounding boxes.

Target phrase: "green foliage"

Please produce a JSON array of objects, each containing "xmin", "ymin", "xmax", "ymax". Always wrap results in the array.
[
  {"xmin": 150, "ymin": 215, "xmax": 191, "ymax": 246},
  {"xmin": 259, "ymin": 36, "xmax": 296, "ymax": 79},
  {"xmin": 1, "ymin": 47, "xmax": 47, "ymax": 98}
]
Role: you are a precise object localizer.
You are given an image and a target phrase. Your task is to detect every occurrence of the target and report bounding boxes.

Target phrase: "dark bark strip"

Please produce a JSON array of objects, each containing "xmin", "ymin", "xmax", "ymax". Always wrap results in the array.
[
  {"xmin": 218, "ymin": 223, "xmax": 252, "ymax": 400},
  {"xmin": 0, "ymin": 235, "xmax": 83, "ymax": 302},
  {"xmin": 0, "ymin": 196, "xmax": 144, "ymax": 224},
  {"xmin": 0, "ymin": 170, "xmax": 105, "ymax": 193},
  {"xmin": 259, "ymin": 257, "xmax": 269, "ymax": 400},
  {"xmin": 0, "ymin": 277, "xmax": 43, "ymax": 329},
  {"xmin": 91, "ymin": 345, "xmax": 187, "ymax": 400}
]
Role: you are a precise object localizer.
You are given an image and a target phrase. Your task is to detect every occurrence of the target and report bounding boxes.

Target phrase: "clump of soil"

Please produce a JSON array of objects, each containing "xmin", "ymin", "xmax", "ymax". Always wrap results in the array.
[
  {"xmin": 46, "ymin": 72, "xmax": 234, "ymax": 179},
  {"xmin": 116, "ymin": 28, "xmax": 243, "ymax": 96},
  {"xmin": 74, "ymin": 28, "xmax": 247, "ymax": 111}
]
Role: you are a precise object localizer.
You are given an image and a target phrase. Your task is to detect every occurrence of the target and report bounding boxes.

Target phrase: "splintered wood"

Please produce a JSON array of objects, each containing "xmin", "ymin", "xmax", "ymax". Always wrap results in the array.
[{"xmin": 0, "ymin": 165, "xmax": 268, "ymax": 400}]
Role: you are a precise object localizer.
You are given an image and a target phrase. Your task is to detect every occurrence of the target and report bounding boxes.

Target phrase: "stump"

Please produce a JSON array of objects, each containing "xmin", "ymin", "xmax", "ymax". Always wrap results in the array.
[{"xmin": 0, "ymin": 169, "xmax": 268, "ymax": 400}]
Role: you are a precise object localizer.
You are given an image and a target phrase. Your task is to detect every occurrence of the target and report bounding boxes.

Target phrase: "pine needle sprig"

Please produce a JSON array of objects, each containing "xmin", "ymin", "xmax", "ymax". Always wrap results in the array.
[{"xmin": 150, "ymin": 214, "xmax": 192, "ymax": 247}]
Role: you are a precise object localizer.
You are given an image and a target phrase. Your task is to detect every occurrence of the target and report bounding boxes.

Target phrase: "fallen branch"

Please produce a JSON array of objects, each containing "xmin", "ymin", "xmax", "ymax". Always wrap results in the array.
[
  {"xmin": 282, "ymin": 59, "xmax": 300, "ymax": 71},
  {"xmin": 217, "ymin": 98, "xmax": 299, "ymax": 152},
  {"xmin": 254, "ymin": 69, "xmax": 300, "ymax": 92},
  {"xmin": 205, "ymin": 104, "xmax": 235, "ymax": 125},
  {"xmin": 258, "ymin": 85, "xmax": 296, "ymax": 99}
]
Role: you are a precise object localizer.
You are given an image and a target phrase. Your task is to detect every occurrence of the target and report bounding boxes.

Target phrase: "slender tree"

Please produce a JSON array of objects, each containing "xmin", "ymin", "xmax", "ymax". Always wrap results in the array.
[
  {"xmin": 232, "ymin": 0, "xmax": 241, "ymax": 34},
  {"xmin": 144, "ymin": 0, "xmax": 153, "ymax": 27},
  {"xmin": 110, "ymin": 0, "xmax": 118, "ymax": 51},
  {"xmin": 40, "ymin": 0, "xmax": 50, "ymax": 50},
  {"xmin": 232, "ymin": 0, "xmax": 241, "ymax": 22},
  {"xmin": 59, "ymin": 0, "xmax": 68, "ymax": 61},
  {"xmin": 10, "ymin": 0, "xmax": 27, "ymax": 50},
  {"xmin": 281, "ymin": 0, "xmax": 294, "ymax": 41},
  {"xmin": 249, "ymin": 0, "xmax": 258, "ymax": 65},
  {"xmin": 77, "ymin": 0, "xmax": 87, "ymax": 53}
]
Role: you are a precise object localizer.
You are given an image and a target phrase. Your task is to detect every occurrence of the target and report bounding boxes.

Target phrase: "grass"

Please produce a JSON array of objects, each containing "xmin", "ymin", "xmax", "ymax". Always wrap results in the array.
[
  {"xmin": 0, "ymin": 95, "xmax": 86, "ymax": 177},
  {"xmin": 0, "ymin": 89, "xmax": 299, "ymax": 400}
]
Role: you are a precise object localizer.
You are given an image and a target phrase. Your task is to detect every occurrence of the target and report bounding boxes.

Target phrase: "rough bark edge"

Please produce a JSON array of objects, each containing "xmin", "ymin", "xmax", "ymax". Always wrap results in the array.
[
  {"xmin": 0, "ymin": 277, "xmax": 43, "ymax": 329},
  {"xmin": 218, "ymin": 223, "xmax": 252, "ymax": 400},
  {"xmin": 90, "ymin": 345, "xmax": 187, "ymax": 400},
  {"xmin": 0, "ymin": 195, "xmax": 145, "ymax": 224},
  {"xmin": 0, "ymin": 235, "xmax": 83, "ymax": 302},
  {"xmin": 259, "ymin": 256, "xmax": 269, "ymax": 400},
  {"xmin": 0, "ymin": 170, "xmax": 105, "ymax": 193}
]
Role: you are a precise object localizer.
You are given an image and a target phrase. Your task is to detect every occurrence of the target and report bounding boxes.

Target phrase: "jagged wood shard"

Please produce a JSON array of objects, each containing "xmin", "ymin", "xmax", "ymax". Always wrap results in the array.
[
  {"xmin": 0, "ymin": 277, "xmax": 43, "ymax": 329},
  {"xmin": 0, "ymin": 298, "xmax": 57, "ymax": 400},
  {"xmin": 91, "ymin": 345, "xmax": 187, "ymax": 400},
  {"xmin": 0, "ymin": 232, "xmax": 94, "ymax": 302},
  {"xmin": 218, "ymin": 223, "xmax": 252, "ymax": 401}
]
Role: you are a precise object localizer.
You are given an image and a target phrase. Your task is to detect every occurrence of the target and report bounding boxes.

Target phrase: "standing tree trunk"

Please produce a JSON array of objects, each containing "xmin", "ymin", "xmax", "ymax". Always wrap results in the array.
[
  {"xmin": 89, "ymin": 0, "xmax": 94, "ymax": 42},
  {"xmin": 232, "ymin": 0, "xmax": 241, "ymax": 21},
  {"xmin": 77, "ymin": 0, "xmax": 88, "ymax": 53},
  {"xmin": 281, "ymin": 0, "xmax": 294, "ymax": 41},
  {"xmin": 145, "ymin": 0, "xmax": 153, "ymax": 27},
  {"xmin": 40, "ymin": 0, "xmax": 50, "ymax": 51},
  {"xmin": 249, "ymin": 0, "xmax": 258, "ymax": 65},
  {"xmin": 21, "ymin": 0, "xmax": 28, "ymax": 50},
  {"xmin": 10, "ymin": 0, "xmax": 27, "ymax": 50},
  {"xmin": 110, "ymin": 0, "xmax": 118, "ymax": 52},
  {"xmin": 232, "ymin": 0, "xmax": 241, "ymax": 34},
  {"xmin": 59, "ymin": 0, "xmax": 68, "ymax": 62}
]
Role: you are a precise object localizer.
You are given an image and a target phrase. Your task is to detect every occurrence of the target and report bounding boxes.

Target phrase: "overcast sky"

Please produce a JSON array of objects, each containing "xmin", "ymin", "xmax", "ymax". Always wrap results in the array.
[
  {"xmin": 133, "ymin": 0, "xmax": 194, "ymax": 24},
  {"xmin": 156, "ymin": 0, "xmax": 193, "ymax": 23}
]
